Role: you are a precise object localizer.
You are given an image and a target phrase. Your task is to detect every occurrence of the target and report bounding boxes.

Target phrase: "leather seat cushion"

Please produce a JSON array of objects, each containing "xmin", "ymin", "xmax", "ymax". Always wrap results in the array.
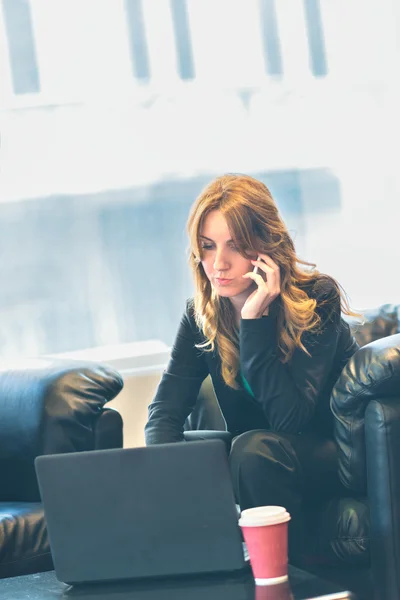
[
  {"xmin": 302, "ymin": 496, "xmax": 370, "ymax": 568},
  {"xmin": 0, "ymin": 502, "xmax": 53, "ymax": 578}
]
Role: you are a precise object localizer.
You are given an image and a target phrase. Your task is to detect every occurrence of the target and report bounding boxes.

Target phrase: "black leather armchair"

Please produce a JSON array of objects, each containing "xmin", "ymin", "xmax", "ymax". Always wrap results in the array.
[
  {"xmin": 0, "ymin": 358, "xmax": 124, "ymax": 579},
  {"xmin": 184, "ymin": 304, "xmax": 400, "ymax": 600}
]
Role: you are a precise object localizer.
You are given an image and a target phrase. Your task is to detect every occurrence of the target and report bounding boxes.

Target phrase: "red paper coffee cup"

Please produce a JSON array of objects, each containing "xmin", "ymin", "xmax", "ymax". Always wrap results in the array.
[{"xmin": 239, "ymin": 506, "xmax": 291, "ymax": 586}]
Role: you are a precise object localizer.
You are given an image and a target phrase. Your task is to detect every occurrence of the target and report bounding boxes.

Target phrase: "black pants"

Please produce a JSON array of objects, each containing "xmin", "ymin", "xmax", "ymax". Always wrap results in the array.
[
  {"xmin": 228, "ymin": 429, "xmax": 342, "ymax": 558},
  {"xmin": 184, "ymin": 428, "xmax": 342, "ymax": 556}
]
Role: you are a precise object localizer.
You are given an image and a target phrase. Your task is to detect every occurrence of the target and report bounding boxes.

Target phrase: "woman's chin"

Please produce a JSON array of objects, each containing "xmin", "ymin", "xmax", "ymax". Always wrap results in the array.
[
  {"xmin": 215, "ymin": 289, "xmax": 236, "ymax": 297},
  {"xmin": 212, "ymin": 284, "xmax": 236, "ymax": 297},
  {"xmin": 213, "ymin": 281, "xmax": 254, "ymax": 298}
]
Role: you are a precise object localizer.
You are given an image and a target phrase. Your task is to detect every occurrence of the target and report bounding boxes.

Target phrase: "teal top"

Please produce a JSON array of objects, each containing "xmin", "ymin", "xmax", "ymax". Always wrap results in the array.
[{"xmin": 241, "ymin": 373, "xmax": 255, "ymax": 398}]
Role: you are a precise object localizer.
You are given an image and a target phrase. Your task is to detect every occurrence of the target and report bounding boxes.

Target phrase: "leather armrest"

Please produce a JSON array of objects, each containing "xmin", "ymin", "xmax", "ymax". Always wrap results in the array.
[
  {"xmin": 0, "ymin": 357, "xmax": 123, "ymax": 459},
  {"xmin": 94, "ymin": 406, "xmax": 123, "ymax": 449},
  {"xmin": 0, "ymin": 358, "xmax": 123, "ymax": 500},
  {"xmin": 366, "ymin": 397, "xmax": 400, "ymax": 600},
  {"xmin": 331, "ymin": 333, "xmax": 400, "ymax": 493}
]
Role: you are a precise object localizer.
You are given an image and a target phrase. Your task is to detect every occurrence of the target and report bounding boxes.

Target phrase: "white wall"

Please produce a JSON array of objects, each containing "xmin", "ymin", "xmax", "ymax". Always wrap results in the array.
[{"xmin": 109, "ymin": 367, "xmax": 165, "ymax": 448}]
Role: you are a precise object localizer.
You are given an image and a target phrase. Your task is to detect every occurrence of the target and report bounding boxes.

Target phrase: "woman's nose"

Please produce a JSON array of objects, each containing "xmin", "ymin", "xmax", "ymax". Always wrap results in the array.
[{"xmin": 213, "ymin": 249, "xmax": 229, "ymax": 271}]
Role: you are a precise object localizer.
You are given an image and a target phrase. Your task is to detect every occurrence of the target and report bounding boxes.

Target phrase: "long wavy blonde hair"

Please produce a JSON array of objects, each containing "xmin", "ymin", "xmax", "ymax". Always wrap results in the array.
[{"xmin": 186, "ymin": 174, "xmax": 358, "ymax": 390}]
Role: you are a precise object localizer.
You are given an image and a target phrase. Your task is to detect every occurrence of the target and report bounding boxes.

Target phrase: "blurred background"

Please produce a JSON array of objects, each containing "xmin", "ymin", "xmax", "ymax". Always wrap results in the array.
[{"xmin": 1, "ymin": 0, "xmax": 400, "ymax": 360}]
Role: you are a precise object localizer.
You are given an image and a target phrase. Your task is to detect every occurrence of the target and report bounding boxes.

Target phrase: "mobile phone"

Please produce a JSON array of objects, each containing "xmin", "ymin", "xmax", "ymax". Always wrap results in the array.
[
  {"xmin": 253, "ymin": 256, "xmax": 261, "ymax": 275},
  {"xmin": 253, "ymin": 256, "xmax": 266, "ymax": 280}
]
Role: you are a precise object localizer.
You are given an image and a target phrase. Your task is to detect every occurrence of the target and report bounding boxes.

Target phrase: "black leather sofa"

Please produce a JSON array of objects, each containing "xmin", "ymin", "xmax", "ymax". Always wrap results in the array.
[
  {"xmin": 0, "ymin": 358, "xmax": 123, "ymax": 579},
  {"xmin": 184, "ymin": 304, "xmax": 400, "ymax": 600}
]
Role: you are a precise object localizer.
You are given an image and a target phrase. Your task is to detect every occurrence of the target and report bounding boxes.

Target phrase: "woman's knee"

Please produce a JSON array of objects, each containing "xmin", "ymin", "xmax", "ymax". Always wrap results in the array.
[
  {"xmin": 228, "ymin": 429, "xmax": 304, "ymax": 511},
  {"xmin": 229, "ymin": 429, "xmax": 301, "ymax": 478}
]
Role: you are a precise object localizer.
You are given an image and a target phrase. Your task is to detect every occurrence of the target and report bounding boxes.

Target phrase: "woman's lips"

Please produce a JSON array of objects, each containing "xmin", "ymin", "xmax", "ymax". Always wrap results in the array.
[{"xmin": 215, "ymin": 278, "xmax": 233, "ymax": 286}]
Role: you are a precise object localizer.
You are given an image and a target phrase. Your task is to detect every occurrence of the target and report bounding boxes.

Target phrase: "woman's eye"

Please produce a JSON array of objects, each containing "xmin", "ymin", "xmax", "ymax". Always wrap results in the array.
[{"xmin": 200, "ymin": 243, "xmax": 239, "ymax": 251}]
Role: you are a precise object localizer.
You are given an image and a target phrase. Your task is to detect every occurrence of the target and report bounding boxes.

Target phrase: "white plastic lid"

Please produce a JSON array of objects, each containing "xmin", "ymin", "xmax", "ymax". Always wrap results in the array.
[{"xmin": 238, "ymin": 505, "xmax": 291, "ymax": 527}]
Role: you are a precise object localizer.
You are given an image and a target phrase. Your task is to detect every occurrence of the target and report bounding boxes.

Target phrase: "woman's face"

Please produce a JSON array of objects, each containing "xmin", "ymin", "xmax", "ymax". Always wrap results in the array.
[{"xmin": 199, "ymin": 210, "xmax": 256, "ymax": 298}]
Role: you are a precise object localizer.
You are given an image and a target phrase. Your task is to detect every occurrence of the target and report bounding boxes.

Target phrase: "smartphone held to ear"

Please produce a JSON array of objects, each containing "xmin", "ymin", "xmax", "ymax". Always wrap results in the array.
[
  {"xmin": 253, "ymin": 256, "xmax": 266, "ymax": 281},
  {"xmin": 253, "ymin": 257, "xmax": 261, "ymax": 275}
]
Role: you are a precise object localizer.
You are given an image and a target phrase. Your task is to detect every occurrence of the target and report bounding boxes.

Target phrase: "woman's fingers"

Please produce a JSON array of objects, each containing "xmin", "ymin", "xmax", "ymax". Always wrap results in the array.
[
  {"xmin": 251, "ymin": 259, "xmax": 279, "ymax": 280},
  {"xmin": 242, "ymin": 271, "xmax": 267, "ymax": 285},
  {"xmin": 251, "ymin": 259, "xmax": 273, "ymax": 275},
  {"xmin": 248, "ymin": 255, "xmax": 280, "ymax": 296},
  {"xmin": 255, "ymin": 254, "xmax": 280, "ymax": 271},
  {"xmin": 241, "ymin": 255, "xmax": 281, "ymax": 319}
]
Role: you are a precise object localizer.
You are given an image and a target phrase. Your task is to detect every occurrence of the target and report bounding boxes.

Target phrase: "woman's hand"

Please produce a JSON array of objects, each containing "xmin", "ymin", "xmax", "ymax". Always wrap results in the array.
[{"xmin": 241, "ymin": 254, "xmax": 281, "ymax": 319}]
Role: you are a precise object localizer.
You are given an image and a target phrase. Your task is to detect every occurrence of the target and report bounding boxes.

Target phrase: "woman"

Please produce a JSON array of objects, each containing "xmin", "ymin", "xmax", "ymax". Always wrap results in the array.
[{"xmin": 145, "ymin": 174, "xmax": 359, "ymax": 549}]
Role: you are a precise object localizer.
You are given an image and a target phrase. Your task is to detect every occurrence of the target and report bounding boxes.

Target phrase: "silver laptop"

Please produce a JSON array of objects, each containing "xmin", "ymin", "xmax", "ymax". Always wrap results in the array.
[{"xmin": 35, "ymin": 439, "xmax": 247, "ymax": 585}]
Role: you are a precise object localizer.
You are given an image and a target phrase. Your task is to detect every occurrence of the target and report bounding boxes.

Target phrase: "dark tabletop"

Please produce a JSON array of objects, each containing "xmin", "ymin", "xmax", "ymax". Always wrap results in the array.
[{"xmin": 0, "ymin": 566, "xmax": 354, "ymax": 600}]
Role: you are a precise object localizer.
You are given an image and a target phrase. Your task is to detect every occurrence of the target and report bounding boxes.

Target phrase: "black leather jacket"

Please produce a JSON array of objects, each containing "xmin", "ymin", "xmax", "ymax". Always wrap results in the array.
[{"xmin": 145, "ymin": 277, "xmax": 359, "ymax": 444}]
